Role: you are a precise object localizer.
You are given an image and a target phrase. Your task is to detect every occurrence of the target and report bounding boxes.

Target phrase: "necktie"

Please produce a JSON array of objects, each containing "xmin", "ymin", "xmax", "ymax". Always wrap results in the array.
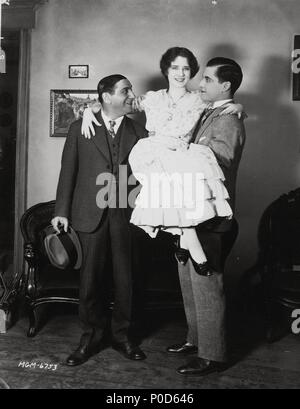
[
  {"xmin": 108, "ymin": 120, "xmax": 116, "ymax": 138},
  {"xmin": 200, "ymin": 106, "xmax": 214, "ymax": 125}
]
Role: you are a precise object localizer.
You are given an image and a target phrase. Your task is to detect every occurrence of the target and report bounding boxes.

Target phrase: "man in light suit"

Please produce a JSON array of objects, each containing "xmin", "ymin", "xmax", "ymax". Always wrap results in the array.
[
  {"xmin": 167, "ymin": 57, "xmax": 246, "ymax": 375},
  {"xmin": 52, "ymin": 74, "xmax": 148, "ymax": 366}
]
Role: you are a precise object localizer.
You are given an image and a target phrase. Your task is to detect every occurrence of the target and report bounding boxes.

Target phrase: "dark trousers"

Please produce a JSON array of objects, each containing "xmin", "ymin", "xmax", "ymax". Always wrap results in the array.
[
  {"xmin": 178, "ymin": 219, "xmax": 239, "ymax": 362},
  {"xmin": 197, "ymin": 219, "xmax": 239, "ymax": 273},
  {"xmin": 78, "ymin": 208, "xmax": 133, "ymax": 346}
]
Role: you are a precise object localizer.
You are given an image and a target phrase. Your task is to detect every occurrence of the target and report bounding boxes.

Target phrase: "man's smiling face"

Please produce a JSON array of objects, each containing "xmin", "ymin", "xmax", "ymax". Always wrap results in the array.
[
  {"xmin": 199, "ymin": 66, "xmax": 226, "ymax": 103},
  {"xmin": 109, "ymin": 78, "xmax": 136, "ymax": 115}
]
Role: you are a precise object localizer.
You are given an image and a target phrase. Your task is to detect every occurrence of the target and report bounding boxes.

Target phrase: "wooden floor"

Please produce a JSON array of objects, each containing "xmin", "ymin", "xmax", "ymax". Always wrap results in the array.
[{"xmin": 0, "ymin": 305, "xmax": 299, "ymax": 389}]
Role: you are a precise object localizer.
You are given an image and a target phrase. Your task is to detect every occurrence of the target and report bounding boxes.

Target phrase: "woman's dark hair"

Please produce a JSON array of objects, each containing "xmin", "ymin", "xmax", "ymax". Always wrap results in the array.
[
  {"xmin": 160, "ymin": 47, "xmax": 199, "ymax": 80},
  {"xmin": 206, "ymin": 57, "xmax": 243, "ymax": 96},
  {"xmin": 97, "ymin": 74, "xmax": 127, "ymax": 103}
]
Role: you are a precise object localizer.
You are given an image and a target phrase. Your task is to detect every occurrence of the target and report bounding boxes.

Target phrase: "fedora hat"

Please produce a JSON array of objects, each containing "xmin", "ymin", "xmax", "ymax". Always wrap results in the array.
[{"xmin": 43, "ymin": 225, "xmax": 82, "ymax": 270}]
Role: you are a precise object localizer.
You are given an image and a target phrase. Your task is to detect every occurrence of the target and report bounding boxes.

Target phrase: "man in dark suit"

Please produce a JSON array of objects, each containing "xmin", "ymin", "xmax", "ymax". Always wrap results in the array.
[
  {"xmin": 167, "ymin": 58, "xmax": 246, "ymax": 375},
  {"xmin": 52, "ymin": 74, "xmax": 148, "ymax": 366}
]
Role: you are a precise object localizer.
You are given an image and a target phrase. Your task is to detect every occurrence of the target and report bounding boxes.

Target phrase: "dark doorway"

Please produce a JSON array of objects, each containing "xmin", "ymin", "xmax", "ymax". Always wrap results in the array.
[{"xmin": 0, "ymin": 31, "xmax": 19, "ymax": 281}]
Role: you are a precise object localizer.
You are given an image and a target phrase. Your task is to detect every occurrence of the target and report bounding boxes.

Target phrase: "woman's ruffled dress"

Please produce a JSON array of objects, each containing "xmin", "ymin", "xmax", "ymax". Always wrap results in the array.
[{"xmin": 129, "ymin": 89, "xmax": 232, "ymax": 237}]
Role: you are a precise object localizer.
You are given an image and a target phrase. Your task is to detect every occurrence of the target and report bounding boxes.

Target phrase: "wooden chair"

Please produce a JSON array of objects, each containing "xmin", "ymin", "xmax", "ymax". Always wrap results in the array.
[
  {"xmin": 20, "ymin": 200, "xmax": 79, "ymax": 337},
  {"xmin": 259, "ymin": 188, "xmax": 300, "ymax": 342}
]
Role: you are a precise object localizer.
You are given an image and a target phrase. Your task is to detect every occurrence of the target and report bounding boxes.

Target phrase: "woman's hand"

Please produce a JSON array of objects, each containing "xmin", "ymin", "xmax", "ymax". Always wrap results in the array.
[
  {"xmin": 132, "ymin": 96, "xmax": 145, "ymax": 112},
  {"xmin": 81, "ymin": 107, "xmax": 101, "ymax": 139},
  {"xmin": 220, "ymin": 103, "xmax": 244, "ymax": 119}
]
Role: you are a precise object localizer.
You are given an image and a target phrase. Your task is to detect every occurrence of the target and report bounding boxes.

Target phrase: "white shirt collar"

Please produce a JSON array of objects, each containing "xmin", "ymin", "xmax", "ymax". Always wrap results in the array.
[
  {"xmin": 101, "ymin": 110, "xmax": 124, "ymax": 134},
  {"xmin": 211, "ymin": 99, "xmax": 233, "ymax": 109}
]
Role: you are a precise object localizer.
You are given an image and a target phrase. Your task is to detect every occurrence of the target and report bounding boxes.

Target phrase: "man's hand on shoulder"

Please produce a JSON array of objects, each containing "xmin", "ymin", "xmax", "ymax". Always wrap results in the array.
[{"xmin": 51, "ymin": 216, "xmax": 69, "ymax": 233}]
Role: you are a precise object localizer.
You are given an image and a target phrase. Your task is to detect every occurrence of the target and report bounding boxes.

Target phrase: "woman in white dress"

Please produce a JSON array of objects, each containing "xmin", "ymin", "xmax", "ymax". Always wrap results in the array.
[{"xmin": 82, "ymin": 47, "xmax": 242, "ymax": 276}]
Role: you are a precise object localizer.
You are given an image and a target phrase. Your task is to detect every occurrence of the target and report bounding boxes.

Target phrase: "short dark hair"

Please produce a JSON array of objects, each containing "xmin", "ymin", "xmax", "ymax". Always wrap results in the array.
[
  {"xmin": 97, "ymin": 74, "xmax": 127, "ymax": 103},
  {"xmin": 160, "ymin": 47, "xmax": 199, "ymax": 80},
  {"xmin": 206, "ymin": 57, "xmax": 243, "ymax": 96}
]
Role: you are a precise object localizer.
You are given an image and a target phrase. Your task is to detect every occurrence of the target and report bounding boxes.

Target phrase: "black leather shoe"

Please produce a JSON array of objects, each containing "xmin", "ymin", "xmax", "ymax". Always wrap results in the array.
[
  {"xmin": 167, "ymin": 341, "xmax": 197, "ymax": 355},
  {"xmin": 191, "ymin": 260, "xmax": 213, "ymax": 276},
  {"xmin": 177, "ymin": 357, "xmax": 226, "ymax": 376},
  {"xmin": 66, "ymin": 344, "xmax": 101, "ymax": 366},
  {"xmin": 112, "ymin": 341, "xmax": 146, "ymax": 361},
  {"xmin": 174, "ymin": 238, "xmax": 190, "ymax": 265}
]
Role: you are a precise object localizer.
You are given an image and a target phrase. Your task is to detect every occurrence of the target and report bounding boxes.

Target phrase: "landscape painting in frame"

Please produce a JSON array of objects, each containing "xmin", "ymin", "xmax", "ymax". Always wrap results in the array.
[{"xmin": 50, "ymin": 90, "xmax": 98, "ymax": 137}]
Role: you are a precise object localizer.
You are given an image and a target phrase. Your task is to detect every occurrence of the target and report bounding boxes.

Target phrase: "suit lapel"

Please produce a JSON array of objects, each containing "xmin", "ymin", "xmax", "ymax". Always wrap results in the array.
[
  {"xmin": 119, "ymin": 116, "xmax": 138, "ymax": 164},
  {"xmin": 91, "ymin": 111, "xmax": 111, "ymax": 162},
  {"xmin": 194, "ymin": 107, "xmax": 224, "ymax": 144}
]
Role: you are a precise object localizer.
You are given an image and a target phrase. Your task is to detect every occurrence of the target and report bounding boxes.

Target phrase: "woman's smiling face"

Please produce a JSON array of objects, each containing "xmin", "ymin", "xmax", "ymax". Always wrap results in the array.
[{"xmin": 167, "ymin": 56, "xmax": 191, "ymax": 89}]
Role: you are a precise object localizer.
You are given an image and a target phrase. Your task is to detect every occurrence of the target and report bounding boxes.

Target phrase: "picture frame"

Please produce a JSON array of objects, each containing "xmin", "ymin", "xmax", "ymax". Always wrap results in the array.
[
  {"xmin": 292, "ymin": 35, "xmax": 300, "ymax": 100},
  {"xmin": 50, "ymin": 89, "xmax": 98, "ymax": 137},
  {"xmin": 68, "ymin": 65, "xmax": 89, "ymax": 79}
]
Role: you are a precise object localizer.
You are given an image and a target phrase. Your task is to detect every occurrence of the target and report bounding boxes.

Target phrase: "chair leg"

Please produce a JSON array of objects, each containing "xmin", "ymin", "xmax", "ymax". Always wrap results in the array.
[
  {"xmin": 27, "ymin": 305, "xmax": 38, "ymax": 338},
  {"xmin": 265, "ymin": 299, "xmax": 289, "ymax": 343}
]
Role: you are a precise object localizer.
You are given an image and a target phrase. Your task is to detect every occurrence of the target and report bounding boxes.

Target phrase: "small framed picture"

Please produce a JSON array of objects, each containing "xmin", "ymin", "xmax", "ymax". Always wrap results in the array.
[
  {"xmin": 69, "ymin": 65, "xmax": 89, "ymax": 79},
  {"xmin": 50, "ymin": 89, "xmax": 98, "ymax": 137}
]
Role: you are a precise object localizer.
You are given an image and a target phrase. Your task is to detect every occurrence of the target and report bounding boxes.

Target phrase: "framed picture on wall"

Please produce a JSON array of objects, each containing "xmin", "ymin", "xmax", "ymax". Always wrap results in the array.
[
  {"xmin": 50, "ymin": 89, "xmax": 98, "ymax": 137},
  {"xmin": 69, "ymin": 65, "xmax": 89, "ymax": 79},
  {"xmin": 292, "ymin": 35, "xmax": 300, "ymax": 100}
]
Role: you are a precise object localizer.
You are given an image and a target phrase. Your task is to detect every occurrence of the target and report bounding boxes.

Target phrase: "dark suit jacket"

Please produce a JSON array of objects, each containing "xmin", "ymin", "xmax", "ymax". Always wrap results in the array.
[
  {"xmin": 55, "ymin": 112, "xmax": 148, "ymax": 233},
  {"xmin": 193, "ymin": 107, "xmax": 246, "ymax": 232}
]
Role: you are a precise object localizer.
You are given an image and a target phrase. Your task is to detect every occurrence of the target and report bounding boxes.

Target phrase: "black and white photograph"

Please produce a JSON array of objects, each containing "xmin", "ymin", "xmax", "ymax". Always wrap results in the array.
[{"xmin": 0, "ymin": 0, "xmax": 300, "ymax": 393}]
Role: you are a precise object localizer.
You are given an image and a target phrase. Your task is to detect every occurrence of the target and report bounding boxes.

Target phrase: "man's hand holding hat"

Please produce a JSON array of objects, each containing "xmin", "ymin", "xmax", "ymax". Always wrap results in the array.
[
  {"xmin": 51, "ymin": 216, "xmax": 69, "ymax": 233},
  {"xmin": 44, "ymin": 220, "xmax": 82, "ymax": 270}
]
